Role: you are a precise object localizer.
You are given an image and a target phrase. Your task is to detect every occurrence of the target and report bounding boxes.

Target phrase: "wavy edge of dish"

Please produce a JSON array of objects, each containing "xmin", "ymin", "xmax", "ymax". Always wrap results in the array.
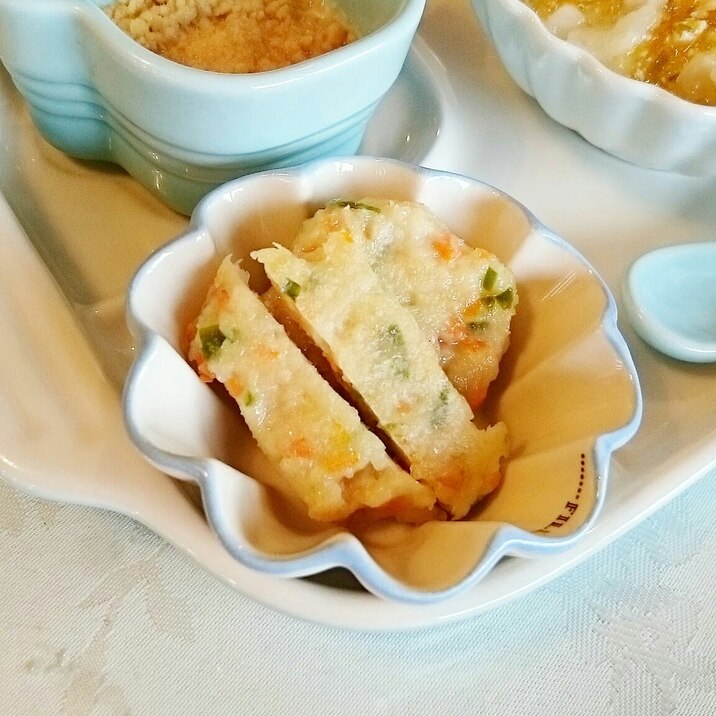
[{"xmin": 123, "ymin": 156, "xmax": 643, "ymax": 603}]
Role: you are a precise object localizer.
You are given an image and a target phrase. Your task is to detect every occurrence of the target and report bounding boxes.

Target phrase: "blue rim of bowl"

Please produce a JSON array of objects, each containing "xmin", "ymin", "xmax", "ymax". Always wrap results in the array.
[{"xmin": 123, "ymin": 156, "xmax": 643, "ymax": 603}]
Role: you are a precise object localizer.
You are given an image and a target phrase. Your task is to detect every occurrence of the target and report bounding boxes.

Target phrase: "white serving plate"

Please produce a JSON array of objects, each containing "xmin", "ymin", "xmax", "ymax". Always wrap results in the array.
[{"xmin": 1, "ymin": 0, "xmax": 715, "ymax": 631}]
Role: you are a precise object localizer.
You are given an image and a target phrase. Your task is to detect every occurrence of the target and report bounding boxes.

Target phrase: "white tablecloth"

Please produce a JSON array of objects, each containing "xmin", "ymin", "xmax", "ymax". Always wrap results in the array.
[{"xmin": 2, "ymin": 468, "xmax": 715, "ymax": 715}]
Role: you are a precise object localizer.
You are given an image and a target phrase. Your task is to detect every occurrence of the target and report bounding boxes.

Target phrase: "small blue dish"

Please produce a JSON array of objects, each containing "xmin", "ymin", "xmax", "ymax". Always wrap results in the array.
[
  {"xmin": 0, "ymin": 0, "xmax": 425, "ymax": 215},
  {"xmin": 624, "ymin": 242, "xmax": 716, "ymax": 363}
]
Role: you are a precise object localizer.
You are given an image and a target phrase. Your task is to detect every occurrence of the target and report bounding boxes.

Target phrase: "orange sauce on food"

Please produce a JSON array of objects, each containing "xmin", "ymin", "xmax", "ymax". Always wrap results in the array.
[
  {"xmin": 626, "ymin": 0, "xmax": 716, "ymax": 103},
  {"xmin": 525, "ymin": 0, "xmax": 716, "ymax": 105},
  {"xmin": 527, "ymin": 0, "xmax": 627, "ymax": 27}
]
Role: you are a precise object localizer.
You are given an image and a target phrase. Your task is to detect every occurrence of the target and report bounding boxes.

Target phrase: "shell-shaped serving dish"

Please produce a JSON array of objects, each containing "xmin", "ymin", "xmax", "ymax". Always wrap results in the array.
[
  {"xmin": 123, "ymin": 157, "xmax": 642, "ymax": 602},
  {"xmin": 0, "ymin": 0, "xmax": 424, "ymax": 214},
  {"xmin": 470, "ymin": 0, "xmax": 716, "ymax": 176}
]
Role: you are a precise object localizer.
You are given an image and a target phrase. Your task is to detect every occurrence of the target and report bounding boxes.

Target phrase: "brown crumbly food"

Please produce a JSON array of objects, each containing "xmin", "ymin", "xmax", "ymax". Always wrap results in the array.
[{"xmin": 105, "ymin": 0, "xmax": 358, "ymax": 73}]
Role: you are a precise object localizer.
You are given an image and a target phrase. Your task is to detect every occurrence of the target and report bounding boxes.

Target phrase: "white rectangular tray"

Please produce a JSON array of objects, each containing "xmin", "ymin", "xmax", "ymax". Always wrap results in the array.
[{"xmin": 1, "ymin": 0, "xmax": 714, "ymax": 630}]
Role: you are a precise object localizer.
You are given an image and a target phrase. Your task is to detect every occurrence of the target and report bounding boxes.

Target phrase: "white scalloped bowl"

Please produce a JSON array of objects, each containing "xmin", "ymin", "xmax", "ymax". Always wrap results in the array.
[
  {"xmin": 123, "ymin": 156, "xmax": 642, "ymax": 603},
  {"xmin": 470, "ymin": 0, "xmax": 716, "ymax": 176}
]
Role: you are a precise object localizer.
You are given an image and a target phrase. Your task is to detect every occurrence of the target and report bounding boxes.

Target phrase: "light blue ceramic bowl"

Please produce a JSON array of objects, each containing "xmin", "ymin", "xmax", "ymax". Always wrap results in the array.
[{"xmin": 0, "ymin": 0, "xmax": 425, "ymax": 214}]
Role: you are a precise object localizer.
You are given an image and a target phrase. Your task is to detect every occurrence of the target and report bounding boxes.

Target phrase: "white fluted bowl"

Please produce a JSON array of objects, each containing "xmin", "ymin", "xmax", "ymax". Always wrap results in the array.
[
  {"xmin": 470, "ymin": 0, "xmax": 716, "ymax": 175},
  {"xmin": 123, "ymin": 156, "xmax": 642, "ymax": 603}
]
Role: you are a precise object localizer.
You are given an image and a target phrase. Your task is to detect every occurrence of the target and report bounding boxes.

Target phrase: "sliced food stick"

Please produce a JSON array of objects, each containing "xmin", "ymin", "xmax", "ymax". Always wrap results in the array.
[
  {"xmin": 253, "ymin": 238, "xmax": 508, "ymax": 519},
  {"xmin": 292, "ymin": 199, "xmax": 518, "ymax": 408},
  {"xmin": 187, "ymin": 256, "xmax": 437, "ymax": 523}
]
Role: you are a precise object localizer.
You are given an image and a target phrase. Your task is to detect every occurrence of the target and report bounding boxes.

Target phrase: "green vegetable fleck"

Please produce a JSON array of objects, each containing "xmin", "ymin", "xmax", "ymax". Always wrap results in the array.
[
  {"xmin": 199, "ymin": 325, "xmax": 227, "ymax": 359},
  {"xmin": 467, "ymin": 320, "xmax": 489, "ymax": 332},
  {"xmin": 482, "ymin": 266, "xmax": 498, "ymax": 291},
  {"xmin": 496, "ymin": 288, "xmax": 514, "ymax": 309},
  {"xmin": 329, "ymin": 199, "xmax": 380, "ymax": 213},
  {"xmin": 431, "ymin": 388, "xmax": 450, "ymax": 429},
  {"xmin": 379, "ymin": 324, "xmax": 409, "ymax": 378},
  {"xmin": 386, "ymin": 324, "xmax": 404, "ymax": 346},
  {"xmin": 244, "ymin": 391, "xmax": 255, "ymax": 407},
  {"xmin": 283, "ymin": 279, "xmax": 302, "ymax": 300}
]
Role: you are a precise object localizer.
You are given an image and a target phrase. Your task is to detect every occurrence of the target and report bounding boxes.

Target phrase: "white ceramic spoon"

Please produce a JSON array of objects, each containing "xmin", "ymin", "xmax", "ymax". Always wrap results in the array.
[{"xmin": 623, "ymin": 242, "xmax": 716, "ymax": 363}]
